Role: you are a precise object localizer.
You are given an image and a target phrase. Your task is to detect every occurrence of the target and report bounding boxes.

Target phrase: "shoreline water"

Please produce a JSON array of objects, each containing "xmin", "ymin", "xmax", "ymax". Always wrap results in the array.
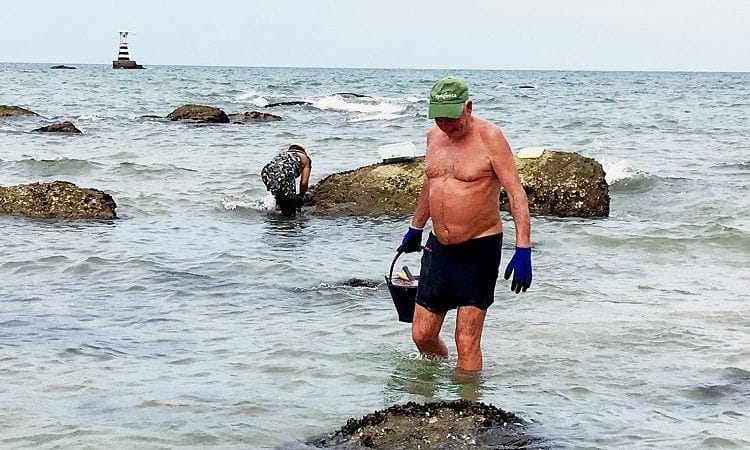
[{"xmin": 1, "ymin": 64, "xmax": 748, "ymax": 448}]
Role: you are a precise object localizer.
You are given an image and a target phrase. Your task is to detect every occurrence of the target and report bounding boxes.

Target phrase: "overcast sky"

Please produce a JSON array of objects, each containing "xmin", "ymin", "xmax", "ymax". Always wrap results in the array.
[{"xmin": 2, "ymin": 0, "xmax": 749, "ymax": 71}]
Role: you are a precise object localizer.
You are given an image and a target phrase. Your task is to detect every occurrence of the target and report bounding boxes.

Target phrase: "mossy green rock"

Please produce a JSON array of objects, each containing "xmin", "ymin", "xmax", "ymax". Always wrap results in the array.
[{"xmin": 309, "ymin": 149, "xmax": 609, "ymax": 218}]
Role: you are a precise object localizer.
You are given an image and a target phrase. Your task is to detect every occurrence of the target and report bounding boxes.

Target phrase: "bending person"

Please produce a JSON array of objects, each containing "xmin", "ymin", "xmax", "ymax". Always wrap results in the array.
[{"xmin": 261, "ymin": 144, "xmax": 312, "ymax": 215}]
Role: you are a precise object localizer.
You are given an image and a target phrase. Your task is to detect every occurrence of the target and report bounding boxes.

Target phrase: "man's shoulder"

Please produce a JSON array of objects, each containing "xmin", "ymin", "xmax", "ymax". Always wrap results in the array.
[
  {"xmin": 426, "ymin": 124, "xmax": 441, "ymax": 137},
  {"xmin": 472, "ymin": 116, "xmax": 502, "ymax": 134},
  {"xmin": 471, "ymin": 118, "xmax": 510, "ymax": 154}
]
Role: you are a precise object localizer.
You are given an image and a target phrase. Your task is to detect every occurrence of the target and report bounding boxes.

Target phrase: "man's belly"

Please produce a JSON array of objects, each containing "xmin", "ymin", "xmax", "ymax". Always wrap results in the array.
[
  {"xmin": 430, "ymin": 204, "xmax": 502, "ymax": 245},
  {"xmin": 428, "ymin": 178, "xmax": 502, "ymax": 244}
]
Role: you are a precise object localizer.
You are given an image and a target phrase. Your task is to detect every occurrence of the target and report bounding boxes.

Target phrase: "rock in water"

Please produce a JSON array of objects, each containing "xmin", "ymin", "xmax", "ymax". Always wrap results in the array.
[
  {"xmin": 309, "ymin": 149, "xmax": 609, "ymax": 218},
  {"xmin": 32, "ymin": 121, "xmax": 82, "ymax": 134},
  {"xmin": 227, "ymin": 111, "xmax": 283, "ymax": 123},
  {"xmin": 166, "ymin": 104, "xmax": 229, "ymax": 123},
  {"xmin": 0, "ymin": 181, "xmax": 117, "ymax": 220},
  {"xmin": 0, "ymin": 105, "xmax": 38, "ymax": 117},
  {"xmin": 306, "ymin": 400, "xmax": 542, "ymax": 449}
]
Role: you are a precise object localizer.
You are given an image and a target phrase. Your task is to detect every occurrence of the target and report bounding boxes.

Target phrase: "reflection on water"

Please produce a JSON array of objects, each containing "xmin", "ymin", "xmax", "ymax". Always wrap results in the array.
[
  {"xmin": 384, "ymin": 355, "xmax": 486, "ymax": 403},
  {"xmin": 453, "ymin": 368, "xmax": 484, "ymax": 402},
  {"xmin": 262, "ymin": 212, "xmax": 312, "ymax": 249}
]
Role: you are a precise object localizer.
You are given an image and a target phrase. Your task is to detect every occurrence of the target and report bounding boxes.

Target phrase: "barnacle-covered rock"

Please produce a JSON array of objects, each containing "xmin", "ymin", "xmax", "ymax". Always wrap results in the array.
[
  {"xmin": 305, "ymin": 400, "xmax": 540, "ymax": 449},
  {"xmin": 308, "ymin": 149, "xmax": 609, "ymax": 218},
  {"xmin": 0, "ymin": 181, "xmax": 117, "ymax": 220}
]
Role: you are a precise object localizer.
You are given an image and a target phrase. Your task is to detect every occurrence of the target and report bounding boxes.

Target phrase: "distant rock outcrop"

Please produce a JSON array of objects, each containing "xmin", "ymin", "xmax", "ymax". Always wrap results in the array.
[
  {"xmin": 0, "ymin": 181, "xmax": 117, "ymax": 220},
  {"xmin": 166, "ymin": 104, "xmax": 229, "ymax": 123},
  {"xmin": 50, "ymin": 65, "xmax": 76, "ymax": 69},
  {"xmin": 113, "ymin": 61, "xmax": 144, "ymax": 69},
  {"xmin": 227, "ymin": 111, "xmax": 282, "ymax": 123},
  {"xmin": 308, "ymin": 149, "xmax": 609, "ymax": 218},
  {"xmin": 264, "ymin": 101, "xmax": 312, "ymax": 108},
  {"xmin": 0, "ymin": 105, "xmax": 38, "ymax": 117},
  {"xmin": 32, "ymin": 121, "xmax": 82, "ymax": 134},
  {"xmin": 334, "ymin": 92, "xmax": 372, "ymax": 98}
]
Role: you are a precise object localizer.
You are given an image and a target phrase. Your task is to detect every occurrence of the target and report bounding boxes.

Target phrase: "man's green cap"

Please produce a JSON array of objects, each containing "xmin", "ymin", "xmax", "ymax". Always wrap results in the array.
[{"xmin": 428, "ymin": 76, "xmax": 469, "ymax": 119}]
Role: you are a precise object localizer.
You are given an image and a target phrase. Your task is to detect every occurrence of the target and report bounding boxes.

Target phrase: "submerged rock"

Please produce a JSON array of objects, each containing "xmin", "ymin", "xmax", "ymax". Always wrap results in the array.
[
  {"xmin": 0, "ymin": 105, "xmax": 38, "ymax": 117},
  {"xmin": 32, "ymin": 121, "xmax": 82, "ymax": 134},
  {"xmin": 341, "ymin": 278, "xmax": 381, "ymax": 288},
  {"xmin": 0, "ymin": 181, "xmax": 117, "ymax": 220},
  {"xmin": 306, "ymin": 400, "xmax": 540, "ymax": 449},
  {"xmin": 308, "ymin": 149, "xmax": 609, "ymax": 218},
  {"xmin": 228, "ymin": 111, "xmax": 282, "ymax": 123},
  {"xmin": 167, "ymin": 104, "xmax": 229, "ymax": 123}
]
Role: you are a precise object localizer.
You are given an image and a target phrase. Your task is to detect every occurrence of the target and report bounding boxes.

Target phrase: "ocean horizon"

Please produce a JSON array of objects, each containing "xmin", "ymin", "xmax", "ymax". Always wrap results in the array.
[{"xmin": 5, "ymin": 60, "xmax": 750, "ymax": 73}]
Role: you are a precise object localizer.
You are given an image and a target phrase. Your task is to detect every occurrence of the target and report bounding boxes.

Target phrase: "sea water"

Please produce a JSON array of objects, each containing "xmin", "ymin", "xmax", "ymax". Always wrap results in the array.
[{"xmin": 1, "ymin": 64, "xmax": 749, "ymax": 448}]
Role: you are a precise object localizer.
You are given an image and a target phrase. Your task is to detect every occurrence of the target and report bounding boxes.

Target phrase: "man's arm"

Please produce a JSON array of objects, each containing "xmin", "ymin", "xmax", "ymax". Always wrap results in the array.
[
  {"xmin": 411, "ymin": 176, "xmax": 431, "ymax": 229},
  {"xmin": 298, "ymin": 156, "xmax": 311, "ymax": 196},
  {"xmin": 411, "ymin": 131, "xmax": 435, "ymax": 229},
  {"xmin": 487, "ymin": 125, "xmax": 533, "ymax": 293},
  {"xmin": 488, "ymin": 129, "xmax": 530, "ymax": 247},
  {"xmin": 504, "ymin": 173, "xmax": 530, "ymax": 247},
  {"xmin": 397, "ymin": 176, "xmax": 431, "ymax": 253}
]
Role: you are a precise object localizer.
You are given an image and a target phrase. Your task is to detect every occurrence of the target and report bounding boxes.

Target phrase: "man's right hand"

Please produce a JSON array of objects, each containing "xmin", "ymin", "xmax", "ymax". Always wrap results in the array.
[{"xmin": 397, "ymin": 226, "xmax": 423, "ymax": 253}]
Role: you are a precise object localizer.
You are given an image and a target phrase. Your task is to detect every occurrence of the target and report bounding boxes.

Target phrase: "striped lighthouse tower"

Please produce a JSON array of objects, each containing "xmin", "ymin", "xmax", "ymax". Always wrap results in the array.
[{"xmin": 112, "ymin": 31, "xmax": 144, "ymax": 69}]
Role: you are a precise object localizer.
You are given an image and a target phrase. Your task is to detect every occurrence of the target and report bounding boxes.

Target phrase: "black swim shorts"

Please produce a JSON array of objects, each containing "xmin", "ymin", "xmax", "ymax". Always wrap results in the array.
[
  {"xmin": 275, "ymin": 193, "xmax": 297, "ymax": 216},
  {"xmin": 416, "ymin": 232, "xmax": 503, "ymax": 313}
]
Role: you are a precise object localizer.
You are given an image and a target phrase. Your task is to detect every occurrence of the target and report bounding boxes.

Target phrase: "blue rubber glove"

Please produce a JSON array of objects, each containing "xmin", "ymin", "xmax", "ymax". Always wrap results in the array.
[
  {"xmin": 397, "ymin": 226, "xmax": 423, "ymax": 253},
  {"xmin": 503, "ymin": 247, "xmax": 532, "ymax": 293}
]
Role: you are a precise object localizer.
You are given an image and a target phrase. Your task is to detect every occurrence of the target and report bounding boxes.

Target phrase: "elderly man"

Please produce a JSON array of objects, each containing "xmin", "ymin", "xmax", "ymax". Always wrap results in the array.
[{"xmin": 399, "ymin": 76, "xmax": 532, "ymax": 371}]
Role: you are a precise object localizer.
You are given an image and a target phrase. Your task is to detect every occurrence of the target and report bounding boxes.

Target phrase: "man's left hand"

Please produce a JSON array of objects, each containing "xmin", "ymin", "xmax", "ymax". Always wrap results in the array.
[{"xmin": 504, "ymin": 247, "xmax": 532, "ymax": 293}]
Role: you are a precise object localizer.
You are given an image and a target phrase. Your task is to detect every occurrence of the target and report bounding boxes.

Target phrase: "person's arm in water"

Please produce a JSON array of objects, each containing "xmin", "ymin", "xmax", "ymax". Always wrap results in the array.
[{"xmin": 298, "ymin": 153, "xmax": 312, "ymax": 197}]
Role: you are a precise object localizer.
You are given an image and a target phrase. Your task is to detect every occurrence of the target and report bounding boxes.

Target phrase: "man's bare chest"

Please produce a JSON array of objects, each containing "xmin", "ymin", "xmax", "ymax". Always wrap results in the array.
[{"xmin": 425, "ymin": 146, "xmax": 494, "ymax": 183}]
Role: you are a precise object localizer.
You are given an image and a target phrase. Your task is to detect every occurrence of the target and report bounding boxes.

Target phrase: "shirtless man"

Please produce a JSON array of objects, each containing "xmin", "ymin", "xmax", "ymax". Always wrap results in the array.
[{"xmin": 398, "ymin": 76, "xmax": 532, "ymax": 372}]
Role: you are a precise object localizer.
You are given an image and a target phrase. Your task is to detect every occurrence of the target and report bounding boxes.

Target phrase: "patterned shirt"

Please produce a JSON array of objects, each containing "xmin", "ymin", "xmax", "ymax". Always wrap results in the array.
[{"xmin": 261, "ymin": 150, "xmax": 305, "ymax": 197}]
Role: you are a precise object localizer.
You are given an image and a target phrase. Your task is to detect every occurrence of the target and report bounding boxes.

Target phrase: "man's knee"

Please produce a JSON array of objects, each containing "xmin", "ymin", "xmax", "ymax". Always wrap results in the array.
[
  {"xmin": 455, "ymin": 327, "xmax": 482, "ymax": 353},
  {"xmin": 411, "ymin": 327, "xmax": 435, "ymax": 347}
]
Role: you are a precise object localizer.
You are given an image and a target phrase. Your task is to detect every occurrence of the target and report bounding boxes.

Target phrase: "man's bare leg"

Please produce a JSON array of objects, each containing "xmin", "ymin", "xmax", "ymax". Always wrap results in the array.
[
  {"xmin": 454, "ymin": 306, "xmax": 487, "ymax": 371},
  {"xmin": 453, "ymin": 367, "xmax": 481, "ymax": 401},
  {"xmin": 411, "ymin": 304, "xmax": 448, "ymax": 358}
]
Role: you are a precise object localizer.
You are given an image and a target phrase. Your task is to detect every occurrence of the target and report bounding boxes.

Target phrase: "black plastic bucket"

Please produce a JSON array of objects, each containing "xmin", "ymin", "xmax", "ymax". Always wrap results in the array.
[{"xmin": 384, "ymin": 251, "xmax": 418, "ymax": 323}]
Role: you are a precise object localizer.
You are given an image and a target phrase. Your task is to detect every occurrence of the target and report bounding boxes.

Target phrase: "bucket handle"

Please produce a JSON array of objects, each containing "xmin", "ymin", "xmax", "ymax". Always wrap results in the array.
[
  {"xmin": 389, "ymin": 244, "xmax": 424, "ymax": 279},
  {"xmin": 388, "ymin": 250, "xmax": 404, "ymax": 280}
]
